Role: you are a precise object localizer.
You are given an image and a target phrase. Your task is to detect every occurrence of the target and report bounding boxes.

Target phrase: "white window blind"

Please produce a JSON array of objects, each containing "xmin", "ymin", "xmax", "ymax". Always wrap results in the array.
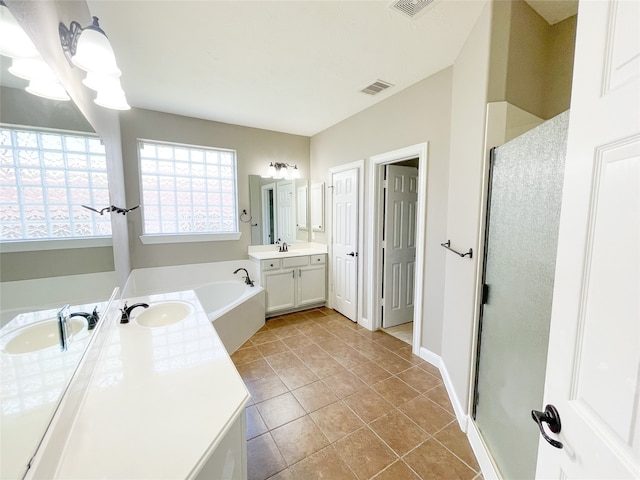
[
  {"xmin": 0, "ymin": 126, "xmax": 111, "ymax": 242},
  {"xmin": 138, "ymin": 139, "xmax": 238, "ymax": 236}
]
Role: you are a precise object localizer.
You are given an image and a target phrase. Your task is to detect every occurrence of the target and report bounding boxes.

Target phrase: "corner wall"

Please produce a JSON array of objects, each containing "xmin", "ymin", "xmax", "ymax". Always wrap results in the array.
[
  {"xmin": 440, "ymin": 1, "xmax": 493, "ymax": 418},
  {"xmin": 310, "ymin": 66, "xmax": 453, "ymax": 356}
]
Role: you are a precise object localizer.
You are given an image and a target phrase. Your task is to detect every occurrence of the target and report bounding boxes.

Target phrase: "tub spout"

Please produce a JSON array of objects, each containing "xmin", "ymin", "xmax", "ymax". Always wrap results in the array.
[{"xmin": 233, "ymin": 268, "xmax": 254, "ymax": 287}]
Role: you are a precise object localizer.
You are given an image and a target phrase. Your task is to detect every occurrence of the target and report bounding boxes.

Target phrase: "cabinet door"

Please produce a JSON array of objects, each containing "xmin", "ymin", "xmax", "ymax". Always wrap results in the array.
[
  {"xmin": 264, "ymin": 269, "xmax": 296, "ymax": 313},
  {"xmin": 297, "ymin": 265, "xmax": 326, "ymax": 307}
]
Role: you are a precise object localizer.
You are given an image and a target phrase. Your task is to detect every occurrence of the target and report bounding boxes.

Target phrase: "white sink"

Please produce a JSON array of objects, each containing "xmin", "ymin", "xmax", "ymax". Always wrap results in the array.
[
  {"xmin": 135, "ymin": 302, "xmax": 193, "ymax": 327},
  {"xmin": 2, "ymin": 317, "xmax": 86, "ymax": 354}
]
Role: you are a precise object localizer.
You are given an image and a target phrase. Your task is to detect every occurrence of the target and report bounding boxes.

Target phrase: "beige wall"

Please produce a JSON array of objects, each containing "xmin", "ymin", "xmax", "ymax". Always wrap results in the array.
[
  {"xmin": 1, "ymin": 2, "xmax": 128, "ymax": 286},
  {"xmin": 119, "ymin": 108, "xmax": 310, "ymax": 269},
  {"xmin": 488, "ymin": 0, "xmax": 576, "ymax": 120},
  {"xmin": 310, "ymin": 67, "xmax": 453, "ymax": 355},
  {"xmin": 441, "ymin": 1, "xmax": 493, "ymax": 412}
]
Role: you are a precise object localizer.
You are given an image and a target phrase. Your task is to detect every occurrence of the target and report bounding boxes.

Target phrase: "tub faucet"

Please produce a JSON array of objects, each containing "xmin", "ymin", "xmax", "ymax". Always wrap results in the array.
[
  {"xmin": 120, "ymin": 302, "xmax": 149, "ymax": 324},
  {"xmin": 233, "ymin": 268, "xmax": 254, "ymax": 287},
  {"xmin": 279, "ymin": 242, "xmax": 288, "ymax": 252},
  {"xmin": 69, "ymin": 307, "xmax": 100, "ymax": 330}
]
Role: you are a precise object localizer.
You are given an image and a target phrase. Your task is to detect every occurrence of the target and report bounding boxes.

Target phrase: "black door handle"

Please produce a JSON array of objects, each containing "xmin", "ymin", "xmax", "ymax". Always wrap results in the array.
[
  {"xmin": 531, "ymin": 404, "xmax": 563, "ymax": 449},
  {"xmin": 347, "ymin": 252, "xmax": 358, "ymax": 257}
]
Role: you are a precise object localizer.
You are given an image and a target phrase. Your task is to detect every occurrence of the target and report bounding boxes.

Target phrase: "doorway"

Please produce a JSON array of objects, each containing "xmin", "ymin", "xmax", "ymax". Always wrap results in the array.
[
  {"xmin": 380, "ymin": 163, "xmax": 418, "ymax": 344},
  {"xmin": 368, "ymin": 143, "xmax": 428, "ymax": 354}
]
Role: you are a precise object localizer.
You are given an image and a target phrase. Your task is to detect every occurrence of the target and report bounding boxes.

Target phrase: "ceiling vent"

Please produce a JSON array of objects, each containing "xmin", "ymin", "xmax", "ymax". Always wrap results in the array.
[
  {"xmin": 390, "ymin": 0, "xmax": 436, "ymax": 19},
  {"xmin": 360, "ymin": 80, "xmax": 394, "ymax": 96}
]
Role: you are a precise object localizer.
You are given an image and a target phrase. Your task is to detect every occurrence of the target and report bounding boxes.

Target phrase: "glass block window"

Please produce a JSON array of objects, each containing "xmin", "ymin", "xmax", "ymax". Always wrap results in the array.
[
  {"xmin": 0, "ymin": 126, "xmax": 111, "ymax": 241},
  {"xmin": 138, "ymin": 139, "xmax": 238, "ymax": 235}
]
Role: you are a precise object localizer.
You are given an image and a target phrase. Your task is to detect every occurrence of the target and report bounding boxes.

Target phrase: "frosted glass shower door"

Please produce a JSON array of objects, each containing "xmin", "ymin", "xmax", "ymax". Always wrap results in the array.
[{"xmin": 474, "ymin": 112, "xmax": 568, "ymax": 479}]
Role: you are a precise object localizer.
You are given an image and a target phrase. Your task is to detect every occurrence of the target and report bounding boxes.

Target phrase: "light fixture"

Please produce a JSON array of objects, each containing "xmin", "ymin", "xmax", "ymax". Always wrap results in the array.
[
  {"xmin": 0, "ymin": 1, "xmax": 39, "ymax": 59},
  {"xmin": 0, "ymin": 1, "xmax": 70, "ymax": 102},
  {"xmin": 59, "ymin": 16, "xmax": 130, "ymax": 110},
  {"xmin": 265, "ymin": 162, "xmax": 300, "ymax": 180}
]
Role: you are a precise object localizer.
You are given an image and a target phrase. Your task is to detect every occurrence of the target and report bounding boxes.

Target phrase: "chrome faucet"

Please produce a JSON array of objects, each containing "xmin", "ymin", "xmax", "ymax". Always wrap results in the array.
[
  {"xmin": 69, "ymin": 307, "xmax": 100, "ymax": 330},
  {"xmin": 233, "ymin": 268, "xmax": 254, "ymax": 287},
  {"xmin": 279, "ymin": 242, "xmax": 288, "ymax": 252},
  {"xmin": 120, "ymin": 302, "xmax": 149, "ymax": 324}
]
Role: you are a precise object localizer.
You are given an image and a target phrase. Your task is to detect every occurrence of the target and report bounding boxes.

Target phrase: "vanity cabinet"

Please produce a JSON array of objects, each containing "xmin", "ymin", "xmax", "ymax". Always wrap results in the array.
[{"xmin": 259, "ymin": 254, "xmax": 326, "ymax": 315}]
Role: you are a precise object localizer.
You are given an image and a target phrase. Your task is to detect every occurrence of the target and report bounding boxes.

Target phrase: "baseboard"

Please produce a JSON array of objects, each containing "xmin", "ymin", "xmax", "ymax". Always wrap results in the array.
[
  {"xmin": 466, "ymin": 419, "xmax": 501, "ymax": 480},
  {"xmin": 418, "ymin": 346, "xmax": 440, "ymax": 368},
  {"xmin": 439, "ymin": 361, "xmax": 468, "ymax": 431}
]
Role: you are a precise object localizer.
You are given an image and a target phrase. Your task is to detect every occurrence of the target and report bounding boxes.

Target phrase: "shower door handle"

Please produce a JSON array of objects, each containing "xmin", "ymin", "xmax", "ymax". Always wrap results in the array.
[{"xmin": 531, "ymin": 404, "xmax": 563, "ymax": 449}]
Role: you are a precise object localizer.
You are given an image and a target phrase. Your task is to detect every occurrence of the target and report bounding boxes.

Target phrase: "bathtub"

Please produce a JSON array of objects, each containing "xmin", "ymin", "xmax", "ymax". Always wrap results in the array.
[{"xmin": 194, "ymin": 281, "xmax": 265, "ymax": 354}]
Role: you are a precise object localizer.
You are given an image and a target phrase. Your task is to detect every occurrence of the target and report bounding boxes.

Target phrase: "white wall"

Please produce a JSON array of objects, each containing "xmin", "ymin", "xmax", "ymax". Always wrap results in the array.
[
  {"xmin": 441, "ymin": 2, "xmax": 493, "ymax": 417},
  {"xmin": 310, "ymin": 67, "xmax": 453, "ymax": 355}
]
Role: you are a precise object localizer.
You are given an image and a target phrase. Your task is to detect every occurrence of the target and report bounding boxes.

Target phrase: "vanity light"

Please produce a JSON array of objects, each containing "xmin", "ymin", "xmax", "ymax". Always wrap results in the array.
[
  {"xmin": 0, "ymin": 2, "xmax": 70, "ymax": 101},
  {"xmin": 266, "ymin": 162, "xmax": 301, "ymax": 180},
  {"xmin": 59, "ymin": 16, "xmax": 130, "ymax": 110},
  {"xmin": 0, "ymin": 1, "xmax": 39, "ymax": 59}
]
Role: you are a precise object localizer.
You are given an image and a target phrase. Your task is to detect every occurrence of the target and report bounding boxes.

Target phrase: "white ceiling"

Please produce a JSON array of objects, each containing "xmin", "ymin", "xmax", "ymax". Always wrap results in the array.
[
  {"xmin": 87, "ymin": 0, "xmax": 488, "ymax": 136},
  {"xmin": 3, "ymin": 1, "xmax": 578, "ymax": 137}
]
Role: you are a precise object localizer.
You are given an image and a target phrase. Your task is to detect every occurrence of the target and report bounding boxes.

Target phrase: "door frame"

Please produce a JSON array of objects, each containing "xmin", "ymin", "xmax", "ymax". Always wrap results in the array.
[
  {"xmin": 368, "ymin": 143, "xmax": 428, "ymax": 355},
  {"xmin": 328, "ymin": 160, "xmax": 364, "ymax": 323}
]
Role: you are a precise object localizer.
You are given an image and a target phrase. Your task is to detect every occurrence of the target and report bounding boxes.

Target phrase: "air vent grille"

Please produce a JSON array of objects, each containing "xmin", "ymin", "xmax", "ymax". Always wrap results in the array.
[
  {"xmin": 360, "ymin": 80, "xmax": 394, "ymax": 96},
  {"xmin": 391, "ymin": 0, "xmax": 436, "ymax": 19}
]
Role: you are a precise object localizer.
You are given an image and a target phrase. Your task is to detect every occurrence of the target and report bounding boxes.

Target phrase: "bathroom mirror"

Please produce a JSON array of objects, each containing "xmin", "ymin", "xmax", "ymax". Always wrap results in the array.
[
  {"xmin": 248, "ymin": 174, "xmax": 310, "ymax": 245},
  {"xmin": 0, "ymin": 58, "xmax": 117, "ymax": 478},
  {"xmin": 310, "ymin": 182, "xmax": 325, "ymax": 232}
]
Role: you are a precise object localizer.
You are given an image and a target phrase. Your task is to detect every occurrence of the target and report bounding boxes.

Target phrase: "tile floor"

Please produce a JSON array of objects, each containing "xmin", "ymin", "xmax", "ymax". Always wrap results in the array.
[{"xmin": 231, "ymin": 307, "xmax": 482, "ymax": 480}]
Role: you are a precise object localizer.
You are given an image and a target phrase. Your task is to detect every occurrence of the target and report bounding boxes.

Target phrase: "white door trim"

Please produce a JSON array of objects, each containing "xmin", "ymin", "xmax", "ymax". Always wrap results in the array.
[
  {"xmin": 329, "ymin": 160, "xmax": 365, "ymax": 324},
  {"xmin": 368, "ymin": 143, "xmax": 428, "ymax": 355}
]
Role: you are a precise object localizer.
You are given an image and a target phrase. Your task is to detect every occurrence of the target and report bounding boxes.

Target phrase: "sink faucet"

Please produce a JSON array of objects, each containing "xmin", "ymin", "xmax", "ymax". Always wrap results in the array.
[
  {"xmin": 279, "ymin": 242, "xmax": 288, "ymax": 252},
  {"xmin": 233, "ymin": 268, "xmax": 254, "ymax": 287},
  {"xmin": 69, "ymin": 307, "xmax": 100, "ymax": 330},
  {"xmin": 120, "ymin": 302, "xmax": 149, "ymax": 324}
]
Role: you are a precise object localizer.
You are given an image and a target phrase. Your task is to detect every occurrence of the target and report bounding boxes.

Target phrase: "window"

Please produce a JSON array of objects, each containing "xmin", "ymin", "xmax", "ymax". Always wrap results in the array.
[
  {"xmin": 138, "ymin": 139, "xmax": 239, "ymax": 242},
  {"xmin": 0, "ymin": 126, "xmax": 111, "ymax": 243}
]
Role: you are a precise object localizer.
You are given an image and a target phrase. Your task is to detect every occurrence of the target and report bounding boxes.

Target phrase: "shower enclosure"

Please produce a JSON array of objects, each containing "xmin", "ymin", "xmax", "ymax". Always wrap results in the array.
[{"xmin": 473, "ymin": 111, "xmax": 569, "ymax": 479}]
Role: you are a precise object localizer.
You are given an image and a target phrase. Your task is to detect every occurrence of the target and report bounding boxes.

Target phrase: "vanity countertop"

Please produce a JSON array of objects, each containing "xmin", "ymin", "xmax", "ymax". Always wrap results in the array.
[
  {"xmin": 51, "ymin": 290, "xmax": 249, "ymax": 479},
  {"xmin": 248, "ymin": 243, "xmax": 327, "ymax": 261}
]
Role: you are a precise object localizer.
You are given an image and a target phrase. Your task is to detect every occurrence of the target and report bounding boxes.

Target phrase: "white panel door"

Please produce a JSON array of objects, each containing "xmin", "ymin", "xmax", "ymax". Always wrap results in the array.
[
  {"xmin": 276, "ymin": 180, "xmax": 295, "ymax": 245},
  {"xmin": 332, "ymin": 168, "xmax": 358, "ymax": 321},
  {"xmin": 382, "ymin": 165, "xmax": 418, "ymax": 328},
  {"xmin": 535, "ymin": 1, "xmax": 640, "ymax": 478}
]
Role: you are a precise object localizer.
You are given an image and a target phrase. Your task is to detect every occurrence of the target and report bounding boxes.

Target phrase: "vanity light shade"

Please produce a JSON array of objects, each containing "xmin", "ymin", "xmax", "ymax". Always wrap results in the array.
[
  {"xmin": 26, "ymin": 79, "xmax": 70, "ymax": 101},
  {"xmin": 0, "ymin": 4, "xmax": 39, "ymax": 59},
  {"xmin": 267, "ymin": 163, "xmax": 277, "ymax": 177},
  {"xmin": 82, "ymin": 71, "xmax": 120, "ymax": 92},
  {"xmin": 94, "ymin": 87, "xmax": 130, "ymax": 110},
  {"xmin": 8, "ymin": 57, "xmax": 56, "ymax": 81},
  {"xmin": 291, "ymin": 166, "xmax": 301, "ymax": 179},
  {"xmin": 71, "ymin": 20, "xmax": 121, "ymax": 76}
]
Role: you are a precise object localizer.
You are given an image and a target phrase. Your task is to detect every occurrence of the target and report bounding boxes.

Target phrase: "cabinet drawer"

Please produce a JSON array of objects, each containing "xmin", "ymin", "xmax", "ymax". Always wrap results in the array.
[
  {"xmin": 309, "ymin": 254, "xmax": 326, "ymax": 265},
  {"xmin": 261, "ymin": 259, "xmax": 281, "ymax": 270},
  {"xmin": 282, "ymin": 256, "xmax": 309, "ymax": 268}
]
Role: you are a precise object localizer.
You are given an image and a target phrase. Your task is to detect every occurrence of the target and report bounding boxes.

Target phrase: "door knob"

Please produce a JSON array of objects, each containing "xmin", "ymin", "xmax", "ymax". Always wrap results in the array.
[
  {"xmin": 347, "ymin": 252, "xmax": 358, "ymax": 257},
  {"xmin": 531, "ymin": 404, "xmax": 563, "ymax": 449}
]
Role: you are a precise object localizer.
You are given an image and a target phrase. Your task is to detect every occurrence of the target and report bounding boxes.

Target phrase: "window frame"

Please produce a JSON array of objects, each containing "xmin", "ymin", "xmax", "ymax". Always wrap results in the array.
[
  {"xmin": 0, "ymin": 124, "xmax": 113, "ymax": 252},
  {"xmin": 136, "ymin": 138, "xmax": 241, "ymax": 244}
]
